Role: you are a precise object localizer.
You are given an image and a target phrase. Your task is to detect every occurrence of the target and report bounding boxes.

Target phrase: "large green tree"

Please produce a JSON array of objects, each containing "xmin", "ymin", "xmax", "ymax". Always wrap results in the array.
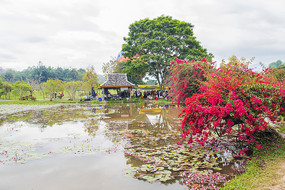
[{"xmin": 122, "ymin": 15, "xmax": 213, "ymax": 88}]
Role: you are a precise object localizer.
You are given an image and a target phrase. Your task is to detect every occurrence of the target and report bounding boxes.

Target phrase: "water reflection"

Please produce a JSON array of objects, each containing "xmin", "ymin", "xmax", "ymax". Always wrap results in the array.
[{"xmin": 0, "ymin": 103, "xmax": 239, "ymax": 189}]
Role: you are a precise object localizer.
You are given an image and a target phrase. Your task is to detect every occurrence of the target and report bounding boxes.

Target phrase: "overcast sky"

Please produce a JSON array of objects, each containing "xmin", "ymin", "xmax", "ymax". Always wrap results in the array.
[{"xmin": 0, "ymin": 0, "xmax": 285, "ymax": 74}]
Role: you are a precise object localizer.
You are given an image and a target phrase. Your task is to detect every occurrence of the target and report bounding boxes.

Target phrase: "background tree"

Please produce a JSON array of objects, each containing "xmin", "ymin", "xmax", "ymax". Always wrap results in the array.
[
  {"xmin": 64, "ymin": 81, "xmax": 81, "ymax": 100},
  {"xmin": 273, "ymin": 64, "xmax": 285, "ymax": 85},
  {"xmin": 0, "ymin": 64, "xmax": 86, "ymax": 83},
  {"xmin": 82, "ymin": 66, "xmax": 99, "ymax": 92},
  {"xmin": 102, "ymin": 56, "xmax": 122, "ymax": 77},
  {"xmin": 2, "ymin": 82, "xmax": 12, "ymax": 99},
  {"xmin": 42, "ymin": 79, "xmax": 64, "ymax": 101},
  {"xmin": 0, "ymin": 78, "xmax": 3, "ymax": 98},
  {"xmin": 122, "ymin": 15, "xmax": 213, "ymax": 88},
  {"xmin": 27, "ymin": 79, "xmax": 42, "ymax": 97},
  {"xmin": 80, "ymin": 81, "xmax": 91, "ymax": 96},
  {"xmin": 3, "ymin": 70, "xmax": 14, "ymax": 82},
  {"xmin": 68, "ymin": 68, "xmax": 79, "ymax": 81},
  {"xmin": 12, "ymin": 81, "xmax": 32, "ymax": 98},
  {"xmin": 268, "ymin": 60, "xmax": 284, "ymax": 68}
]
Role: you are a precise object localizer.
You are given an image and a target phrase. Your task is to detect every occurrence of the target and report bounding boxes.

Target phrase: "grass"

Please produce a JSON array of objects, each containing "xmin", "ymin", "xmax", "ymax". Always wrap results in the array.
[
  {"xmin": 0, "ymin": 99, "xmax": 82, "ymax": 105},
  {"xmin": 222, "ymin": 124, "xmax": 285, "ymax": 190},
  {"xmin": 152, "ymin": 99, "xmax": 172, "ymax": 105},
  {"xmin": 104, "ymin": 97, "xmax": 144, "ymax": 104},
  {"xmin": 0, "ymin": 90, "xmax": 94, "ymax": 100},
  {"xmin": 0, "ymin": 97, "xmax": 145, "ymax": 105}
]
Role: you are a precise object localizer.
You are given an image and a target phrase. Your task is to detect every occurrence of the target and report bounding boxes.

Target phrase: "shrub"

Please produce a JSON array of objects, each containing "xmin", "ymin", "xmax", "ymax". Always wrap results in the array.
[
  {"xmin": 58, "ymin": 92, "xmax": 64, "ymax": 99},
  {"xmin": 169, "ymin": 58, "xmax": 214, "ymax": 105},
  {"xmin": 20, "ymin": 94, "xmax": 36, "ymax": 101},
  {"xmin": 179, "ymin": 57, "xmax": 285, "ymax": 154}
]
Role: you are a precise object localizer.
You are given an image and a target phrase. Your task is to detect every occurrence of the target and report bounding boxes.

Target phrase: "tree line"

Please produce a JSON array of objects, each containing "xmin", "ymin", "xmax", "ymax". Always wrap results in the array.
[
  {"xmin": 0, "ymin": 64, "xmax": 86, "ymax": 83},
  {"xmin": 0, "ymin": 67, "xmax": 100, "ymax": 100}
]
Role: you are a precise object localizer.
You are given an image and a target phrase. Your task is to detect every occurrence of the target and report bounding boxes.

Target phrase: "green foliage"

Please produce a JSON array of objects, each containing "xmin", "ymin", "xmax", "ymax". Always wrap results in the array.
[
  {"xmin": 3, "ymin": 70, "xmax": 14, "ymax": 82},
  {"xmin": 2, "ymin": 82, "xmax": 12, "ymax": 99},
  {"xmin": 12, "ymin": 81, "xmax": 32, "ymax": 98},
  {"xmin": 122, "ymin": 15, "xmax": 213, "ymax": 88},
  {"xmin": 0, "ymin": 78, "xmax": 3, "ymax": 98},
  {"xmin": 64, "ymin": 81, "xmax": 81, "ymax": 100},
  {"xmin": 121, "ymin": 59, "xmax": 147, "ymax": 85},
  {"xmin": 268, "ymin": 60, "xmax": 284, "ymax": 69},
  {"xmin": 274, "ymin": 64, "xmax": 285, "ymax": 83},
  {"xmin": 82, "ymin": 66, "xmax": 99, "ymax": 89},
  {"xmin": 42, "ymin": 79, "xmax": 64, "ymax": 101},
  {"xmin": 0, "ymin": 64, "xmax": 86, "ymax": 83}
]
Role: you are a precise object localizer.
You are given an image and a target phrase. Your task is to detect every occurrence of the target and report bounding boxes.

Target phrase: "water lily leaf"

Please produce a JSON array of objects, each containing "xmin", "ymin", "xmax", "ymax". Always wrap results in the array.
[{"xmin": 159, "ymin": 176, "xmax": 172, "ymax": 182}]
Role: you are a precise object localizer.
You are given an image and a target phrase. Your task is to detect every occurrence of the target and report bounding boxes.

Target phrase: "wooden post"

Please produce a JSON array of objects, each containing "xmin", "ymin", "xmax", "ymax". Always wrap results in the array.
[
  {"xmin": 102, "ymin": 88, "xmax": 105, "ymax": 101},
  {"xmin": 129, "ymin": 87, "xmax": 132, "ymax": 100}
]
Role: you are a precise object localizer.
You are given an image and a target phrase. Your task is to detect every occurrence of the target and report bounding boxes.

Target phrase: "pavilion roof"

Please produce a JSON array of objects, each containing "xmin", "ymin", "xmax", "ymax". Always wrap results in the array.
[{"xmin": 100, "ymin": 73, "xmax": 135, "ymax": 88}]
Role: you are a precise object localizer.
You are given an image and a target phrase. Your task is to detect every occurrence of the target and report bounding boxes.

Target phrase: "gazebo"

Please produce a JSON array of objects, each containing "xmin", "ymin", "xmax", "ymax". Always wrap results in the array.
[{"xmin": 100, "ymin": 73, "xmax": 135, "ymax": 100}]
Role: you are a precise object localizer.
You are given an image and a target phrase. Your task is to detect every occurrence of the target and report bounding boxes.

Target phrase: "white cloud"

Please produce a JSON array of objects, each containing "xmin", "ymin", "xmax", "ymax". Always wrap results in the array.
[{"xmin": 0, "ymin": 0, "xmax": 285, "ymax": 74}]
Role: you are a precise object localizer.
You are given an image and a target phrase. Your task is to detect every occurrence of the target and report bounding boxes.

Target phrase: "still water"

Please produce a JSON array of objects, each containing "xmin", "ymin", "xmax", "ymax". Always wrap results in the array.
[{"xmin": 0, "ymin": 103, "xmax": 236, "ymax": 190}]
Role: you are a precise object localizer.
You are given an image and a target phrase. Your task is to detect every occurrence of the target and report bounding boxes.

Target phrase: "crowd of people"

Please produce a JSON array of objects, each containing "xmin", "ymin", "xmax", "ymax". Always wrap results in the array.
[
  {"xmin": 82, "ymin": 88, "xmax": 169, "ymax": 101},
  {"xmin": 133, "ymin": 90, "xmax": 169, "ymax": 100}
]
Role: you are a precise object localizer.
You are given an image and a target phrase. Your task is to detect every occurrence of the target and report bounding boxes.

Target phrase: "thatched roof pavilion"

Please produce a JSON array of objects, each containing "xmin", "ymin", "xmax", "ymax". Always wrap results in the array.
[
  {"xmin": 100, "ymin": 73, "xmax": 135, "ymax": 100},
  {"xmin": 100, "ymin": 73, "xmax": 135, "ymax": 88}
]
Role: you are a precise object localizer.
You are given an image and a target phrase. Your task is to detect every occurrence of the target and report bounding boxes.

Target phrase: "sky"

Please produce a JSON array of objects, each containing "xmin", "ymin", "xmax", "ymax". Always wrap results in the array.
[{"xmin": 0, "ymin": 0, "xmax": 285, "ymax": 74}]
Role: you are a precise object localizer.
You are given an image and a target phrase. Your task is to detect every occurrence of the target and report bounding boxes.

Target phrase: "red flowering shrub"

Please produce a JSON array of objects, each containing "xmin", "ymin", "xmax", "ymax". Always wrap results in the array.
[
  {"xmin": 169, "ymin": 58, "xmax": 214, "ymax": 105},
  {"xmin": 19, "ymin": 94, "xmax": 36, "ymax": 101},
  {"xmin": 58, "ymin": 92, "xmax": 64, "ymax": 99},
  {"xmin": 179, "ymin": 57, "xmax": 285, "ymax": 153}
]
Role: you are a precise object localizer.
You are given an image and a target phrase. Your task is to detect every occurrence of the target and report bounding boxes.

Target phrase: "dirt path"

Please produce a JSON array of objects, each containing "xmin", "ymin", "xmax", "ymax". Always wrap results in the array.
[{"xmin": 265, "ymin": 161, "xmax": 285, "ymax": 190}]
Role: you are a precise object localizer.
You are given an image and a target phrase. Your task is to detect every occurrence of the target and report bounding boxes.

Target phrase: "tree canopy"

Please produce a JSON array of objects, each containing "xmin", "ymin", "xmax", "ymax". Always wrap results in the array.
[
  {"xmin": 122, "ymin": 15, "xmax": 213, "ymax": 88},
  {"xmin": 0, "ymin": 65, "xmax": 86, "ymax": 83},
  {"xmin": 268, "ymin": 60, "xmax": 284, "ymax": 69},
  {"xmin": 82, "ymin": 66, "xmax": 99, "ymax": 90}
]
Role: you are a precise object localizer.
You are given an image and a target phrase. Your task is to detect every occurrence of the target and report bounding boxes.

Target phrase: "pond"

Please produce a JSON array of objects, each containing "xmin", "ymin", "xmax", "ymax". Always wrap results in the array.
[{"xmin": 0, "ymin": 103, "xmax": 243, "ymax": 190}]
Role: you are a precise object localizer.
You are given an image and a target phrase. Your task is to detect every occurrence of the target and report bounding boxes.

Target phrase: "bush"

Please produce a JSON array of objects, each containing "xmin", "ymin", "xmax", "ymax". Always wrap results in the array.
[
  {"xmin": 169, "ymin": 58, "xmax": 214, "ymax": 105},
  {"xmin": 19, "ymin": 94, "xmax": 36, "ymax": 101},
  {"xmin": 179, "ymin": 57, "xmax": 285, "ymax": 154}
]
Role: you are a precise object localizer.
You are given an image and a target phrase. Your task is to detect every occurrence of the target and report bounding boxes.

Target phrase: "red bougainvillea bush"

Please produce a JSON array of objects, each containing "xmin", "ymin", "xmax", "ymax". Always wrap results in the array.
[
  {"xmin": 178, "ymin": 57, "xmax": 285, "ymax": 154},
  {"xmin": 169, "ymin": 58, "xmax": 214, "ymax": 105}
]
